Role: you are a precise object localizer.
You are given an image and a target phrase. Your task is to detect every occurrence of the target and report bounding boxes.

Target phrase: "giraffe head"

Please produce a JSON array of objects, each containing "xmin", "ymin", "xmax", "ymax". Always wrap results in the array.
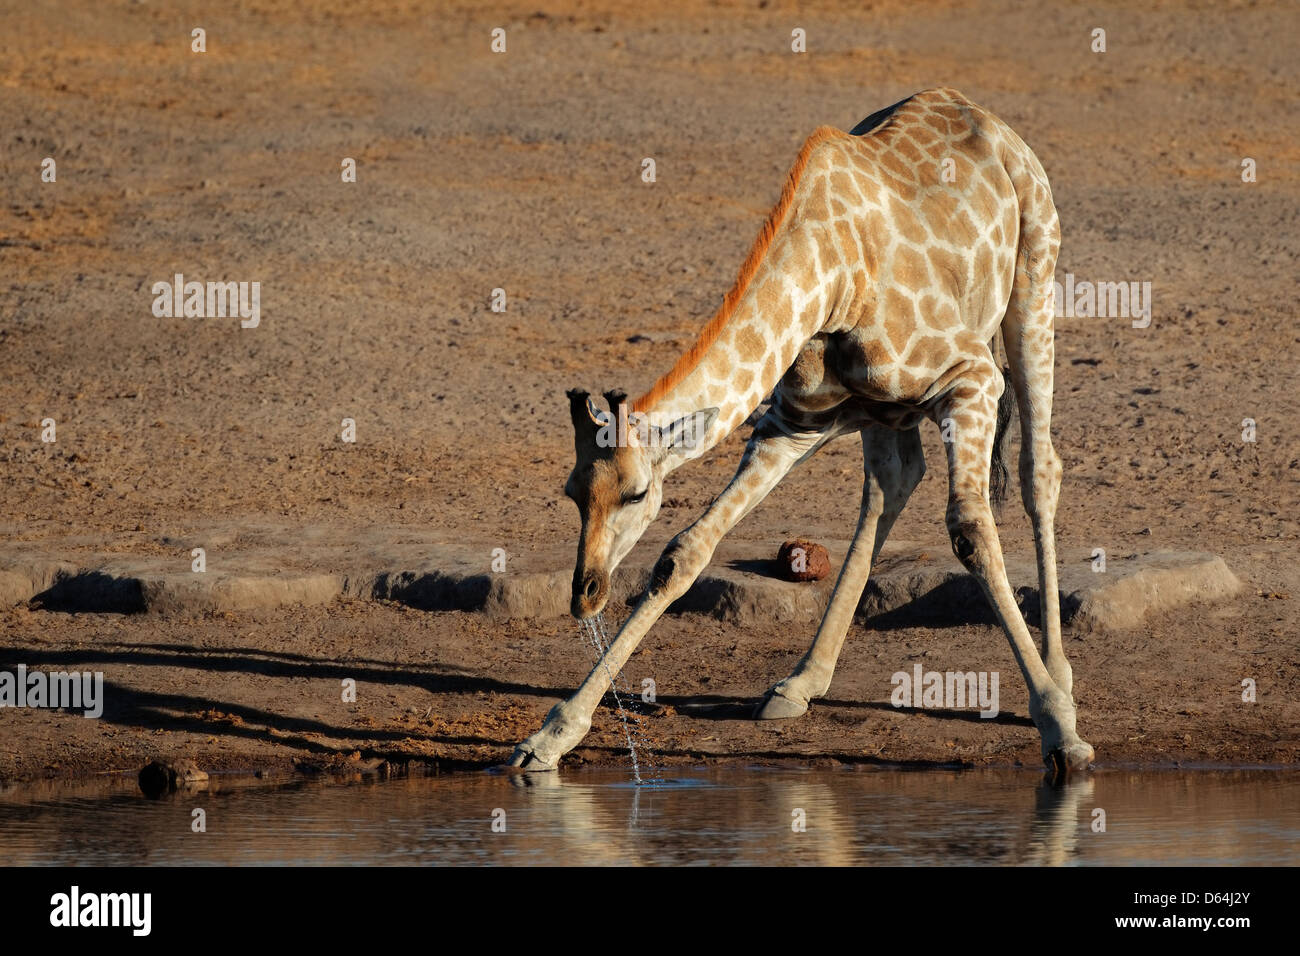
[{"xmin": 564, "ymin": 388, "xmax": 717, "ymax": 619}]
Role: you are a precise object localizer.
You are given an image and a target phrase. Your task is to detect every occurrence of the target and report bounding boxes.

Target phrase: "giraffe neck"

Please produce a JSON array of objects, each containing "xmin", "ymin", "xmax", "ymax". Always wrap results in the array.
[
  {"xmin": 628, "ymin": 125, "xmax": 849, "ymax": 470},
  {"xmin": 633, "ymin": 225, "xmax": 836, "ymax": 471}
]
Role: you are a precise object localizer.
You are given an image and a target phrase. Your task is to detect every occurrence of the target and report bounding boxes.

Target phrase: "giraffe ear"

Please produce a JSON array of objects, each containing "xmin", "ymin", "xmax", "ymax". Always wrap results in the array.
[
  {"xmin": 585, "ymin": 395, "xmax": 611, "ymax": 426},
  {"xmin": 652, "ymin": 407, "xmax": 719, "ymax": 458},
  {"xmin": 567, "ymin": 389, "xmax": 609, "ymax": 453}
]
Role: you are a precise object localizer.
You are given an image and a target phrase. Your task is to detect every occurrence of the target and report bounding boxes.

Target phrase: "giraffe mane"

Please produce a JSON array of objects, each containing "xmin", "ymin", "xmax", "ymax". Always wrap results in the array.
[{"xmin": 631, "ymin": 125, "xmax": 844, "ymax": 414}]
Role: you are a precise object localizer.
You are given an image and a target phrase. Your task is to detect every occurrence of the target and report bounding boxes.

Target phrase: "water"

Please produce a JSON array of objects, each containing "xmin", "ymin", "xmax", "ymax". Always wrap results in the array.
[
  {"xmin": 1, "ymin": 767, "xmax": 1295, "ymax": 866},
  {"xmin": 579, "ymin": 612, "xmax": 653, "ymax": 786}
]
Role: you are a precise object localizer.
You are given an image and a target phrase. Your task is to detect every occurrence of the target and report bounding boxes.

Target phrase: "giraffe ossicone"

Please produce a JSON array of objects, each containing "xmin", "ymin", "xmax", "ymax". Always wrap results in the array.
[{"xmin": 513, "ymin": 88, "xmax": 1093, "ymax": 778}]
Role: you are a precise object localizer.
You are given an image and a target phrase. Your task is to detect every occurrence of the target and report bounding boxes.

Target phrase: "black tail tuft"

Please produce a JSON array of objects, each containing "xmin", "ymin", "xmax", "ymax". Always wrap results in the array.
[{"xmin": 990, "ymin": 366, "xmax": 1016, "ymax": 509}]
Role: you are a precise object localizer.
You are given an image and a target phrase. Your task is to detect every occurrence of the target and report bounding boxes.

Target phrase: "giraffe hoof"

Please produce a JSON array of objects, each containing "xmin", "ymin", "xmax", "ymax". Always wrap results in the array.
[
  {"xmin": 1044, "ymin": 741, "xmax": 1095, "ymax": 781},
  {"xmin": 754, "ymin": 689, "xmax": 809, "ymax": 720},
  {"xmin": 507, "ymin": 703, "xmax": 590, "ymax": 771},
  {"xmin": 506, "ymin": 742, "xmax": 559, "ymax": 773}
]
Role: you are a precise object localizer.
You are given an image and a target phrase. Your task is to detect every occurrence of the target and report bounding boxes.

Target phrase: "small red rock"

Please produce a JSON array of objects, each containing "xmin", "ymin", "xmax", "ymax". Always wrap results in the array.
[{"xmin": 777, "ymin": 539, "xmax": 831, "ymax": 582}]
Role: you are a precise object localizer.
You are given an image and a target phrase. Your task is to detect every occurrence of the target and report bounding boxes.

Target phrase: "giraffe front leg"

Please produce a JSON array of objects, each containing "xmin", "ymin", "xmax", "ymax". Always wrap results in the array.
[
  {"xmin": 510, "ymin": 422, "xmax": 826, "ymax": 771},
  {"xmin": 758, "ymin": 425, "xmax": 925, "ymax": 719},
  {"xmin": 756, "ymin": 495, "xmax": 880, "ymax": 718},
  {"xmin": 509, "ymin": 579, "xmax": 685, "ymax": 772}
]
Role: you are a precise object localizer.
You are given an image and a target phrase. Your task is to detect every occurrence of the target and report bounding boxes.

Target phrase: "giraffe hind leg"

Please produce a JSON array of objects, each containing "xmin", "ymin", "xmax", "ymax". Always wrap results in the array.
[
  {"xmin": 1002, "ymin": 189, "xmax": 1074, "ymax": 699},
  {"xmin": 756, "ymin": 425, "xmax": 925, "ymax": 719},
  {"xmin": 936, "ymin": 374, "xmax": 1092, "ymax": 774}
]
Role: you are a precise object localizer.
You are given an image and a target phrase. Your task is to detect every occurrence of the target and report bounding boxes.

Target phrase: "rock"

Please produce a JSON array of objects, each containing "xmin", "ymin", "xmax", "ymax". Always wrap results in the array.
[
  {"xmin": 1069, "ymin": 551, "xmax": 1242, "ymax": 632},
  {"xmin": 138, "ymin": 758, "xmax": 209, "ymax": 797},
  {"xmin": 777, "ymin": 539, "xmax": 831, "ymax": 582}
]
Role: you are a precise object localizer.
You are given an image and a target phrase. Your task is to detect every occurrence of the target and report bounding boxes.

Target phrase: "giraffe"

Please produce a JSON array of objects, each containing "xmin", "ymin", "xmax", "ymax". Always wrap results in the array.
[{"xmin": 509, "ymin": 88, "xmax": 1094, "ymax": 777}]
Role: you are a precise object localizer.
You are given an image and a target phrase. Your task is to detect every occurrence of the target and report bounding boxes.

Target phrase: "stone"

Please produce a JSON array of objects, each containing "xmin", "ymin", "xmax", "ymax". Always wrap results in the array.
[{"xmin": 777, "ymin": 539, "xmax": 832, "ymax": 582}]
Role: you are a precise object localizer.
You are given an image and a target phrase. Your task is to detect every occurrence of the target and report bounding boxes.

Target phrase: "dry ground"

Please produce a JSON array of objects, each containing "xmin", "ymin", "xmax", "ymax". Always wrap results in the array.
[{"xmin": 0, "ymin": 0, "xmax": 1296, "ymax": 783}]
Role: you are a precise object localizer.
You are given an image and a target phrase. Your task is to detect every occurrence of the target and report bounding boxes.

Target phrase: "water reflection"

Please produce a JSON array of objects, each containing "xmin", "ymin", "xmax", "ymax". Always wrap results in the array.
[{"xmin": 0, "ymin": 767, "xmax": 1295, "ymax": 866}]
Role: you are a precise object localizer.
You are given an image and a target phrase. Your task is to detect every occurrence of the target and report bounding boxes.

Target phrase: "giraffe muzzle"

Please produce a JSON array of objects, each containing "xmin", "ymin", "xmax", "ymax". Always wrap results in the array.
[{"xmin": 571, "ymin": 570, "xmax": 609, "ymax": 620}]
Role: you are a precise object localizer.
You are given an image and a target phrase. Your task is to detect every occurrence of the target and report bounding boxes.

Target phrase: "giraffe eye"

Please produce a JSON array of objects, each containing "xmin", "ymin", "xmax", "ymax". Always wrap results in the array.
[{"xmin": 623, "ymin": 488, "xmax": 648, "ymax": 505}]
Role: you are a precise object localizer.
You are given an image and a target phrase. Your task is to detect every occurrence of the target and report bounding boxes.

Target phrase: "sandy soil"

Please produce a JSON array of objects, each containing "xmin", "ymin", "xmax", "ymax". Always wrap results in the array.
[{"xmin": 0, "ymin": 0, "xmax": 1296, "ymax": 784}]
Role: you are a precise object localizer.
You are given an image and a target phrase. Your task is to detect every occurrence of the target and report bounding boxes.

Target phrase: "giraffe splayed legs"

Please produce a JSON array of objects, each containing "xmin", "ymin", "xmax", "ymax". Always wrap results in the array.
[
  {"xmin": 757, "ymin": 424, "xmax": 925, "ymax": 719},
  {"xmin": 510, "ymin": 88, "xmax": 1093, "ymax": 778}
]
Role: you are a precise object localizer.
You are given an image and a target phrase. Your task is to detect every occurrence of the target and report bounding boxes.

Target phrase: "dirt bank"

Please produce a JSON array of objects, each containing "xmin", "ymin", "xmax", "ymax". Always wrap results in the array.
[{"xmin": 0, "ymin": 587, "xmax": 1296, "ymax": 785}]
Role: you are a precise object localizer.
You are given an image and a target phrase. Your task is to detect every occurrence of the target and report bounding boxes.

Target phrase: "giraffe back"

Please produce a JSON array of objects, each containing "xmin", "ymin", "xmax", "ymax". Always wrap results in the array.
[{"xmin": 774, "ymin": 88, "xmax": 1056, "ymax": 422}]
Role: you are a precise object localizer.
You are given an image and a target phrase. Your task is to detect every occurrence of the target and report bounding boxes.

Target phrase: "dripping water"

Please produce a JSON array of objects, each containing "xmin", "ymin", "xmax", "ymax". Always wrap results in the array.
[
  {"xmin": 593, "ymin": 611, "xmax": 658, "ymax": 785},
  {"xmin": 578, "ymin": 611, "xmax": 656, "ymax": 786}
]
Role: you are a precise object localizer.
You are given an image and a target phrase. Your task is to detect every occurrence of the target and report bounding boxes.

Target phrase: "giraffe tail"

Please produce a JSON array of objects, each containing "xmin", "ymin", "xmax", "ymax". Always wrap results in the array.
[{"xmin": 989, "ymin": 335, "xmax": 1016, "ymax": 509}]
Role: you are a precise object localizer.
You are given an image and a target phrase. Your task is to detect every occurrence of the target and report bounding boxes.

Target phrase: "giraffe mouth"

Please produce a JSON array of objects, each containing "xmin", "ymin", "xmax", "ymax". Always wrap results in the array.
[{"xmin": 571, "ymin": 570, "xmax": 610, "ymax": 620}]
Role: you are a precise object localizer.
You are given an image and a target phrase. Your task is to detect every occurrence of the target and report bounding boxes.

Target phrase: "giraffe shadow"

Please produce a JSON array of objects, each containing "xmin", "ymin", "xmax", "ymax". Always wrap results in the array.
[
  {"xmin": 820, "ymin": 699, "xmax": 1036, "ymax": 728},
  {"xmin": 726, "ymin": 558, "xmax": 786, "ymax": 577},
  {"xmin": 859, "ymin": 576, "xmax": 998, "ymax": 629},
  {"xmin": 859, "ymin": 577, "xmax": 1082, "ymax": 630},
  {"xmin": 717, "ymin": 560, "xmax": 1080, "ymax": 631},
  {"xmin": 666, "ymin": 694, "xmax": 1034, "ymax": 728},
  {"xmin": 30, "ymin": 572, "xmax": 147, "ymax": 613}
]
